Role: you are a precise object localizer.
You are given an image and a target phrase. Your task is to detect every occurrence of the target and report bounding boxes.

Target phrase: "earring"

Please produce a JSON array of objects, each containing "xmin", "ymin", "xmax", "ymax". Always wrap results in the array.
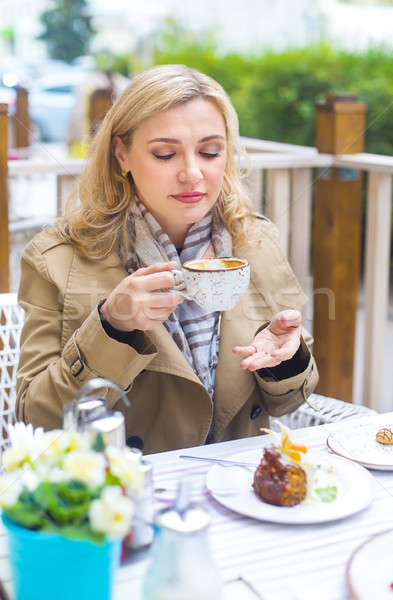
[{"xmin": 121, "ymin": 170, "xmax": 129, "ymax": 179}]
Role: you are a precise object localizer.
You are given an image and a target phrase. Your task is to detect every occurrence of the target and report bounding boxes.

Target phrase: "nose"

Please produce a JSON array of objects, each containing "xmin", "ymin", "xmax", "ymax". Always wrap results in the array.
[{"xmin": 178, "ymin": 156, "xmax": 203, "ymax": 185}]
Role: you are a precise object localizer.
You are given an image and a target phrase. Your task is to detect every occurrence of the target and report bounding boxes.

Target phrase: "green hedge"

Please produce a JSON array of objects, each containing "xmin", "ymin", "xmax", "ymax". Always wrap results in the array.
[{"xmin": 128, "ymin": 41, "xmax": 393, "ymax": 156}]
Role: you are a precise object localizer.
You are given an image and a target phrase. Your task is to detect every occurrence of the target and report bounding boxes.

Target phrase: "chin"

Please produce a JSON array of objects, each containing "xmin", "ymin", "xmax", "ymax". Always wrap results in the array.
[{"xmin": 180, "ymin": 203, "xmax": 213, "ymax": 221}]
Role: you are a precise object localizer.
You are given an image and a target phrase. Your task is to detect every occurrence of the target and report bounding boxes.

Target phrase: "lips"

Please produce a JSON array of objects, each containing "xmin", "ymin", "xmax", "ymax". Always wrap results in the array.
[{"xmin": 170, "ymin": 192, "xmax": 206, "ymax": 204}]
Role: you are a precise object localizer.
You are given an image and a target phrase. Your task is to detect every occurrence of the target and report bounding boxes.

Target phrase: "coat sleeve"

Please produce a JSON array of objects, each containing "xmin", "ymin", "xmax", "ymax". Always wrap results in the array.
[{"xmin": 16, "ymin": 238, "xmax": 157, "ymax": 430}]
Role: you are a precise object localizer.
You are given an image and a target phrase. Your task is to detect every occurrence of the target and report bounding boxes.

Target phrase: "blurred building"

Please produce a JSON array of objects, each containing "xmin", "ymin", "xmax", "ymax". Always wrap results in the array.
[
  {"xmin": 88, "ymin": 0, "xmax": 393, "ymax": 56},
  {"xmin": 0, "ymin": 0, "xmax": 46, "ymax": 62},
  {"xmin": 1, "ymin": 0, "xmax": 393, "ymax": 66}
]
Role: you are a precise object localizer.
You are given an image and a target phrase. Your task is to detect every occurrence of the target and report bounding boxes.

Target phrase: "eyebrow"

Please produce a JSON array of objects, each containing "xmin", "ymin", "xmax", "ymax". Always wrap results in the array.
[{"xmin": 147, "ymin": 134, "xmax": 225, "ymax": 144}]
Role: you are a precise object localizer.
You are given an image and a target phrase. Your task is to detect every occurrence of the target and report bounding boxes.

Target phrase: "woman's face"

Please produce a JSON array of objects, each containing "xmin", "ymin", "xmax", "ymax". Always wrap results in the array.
[{"xmin": 113, "ymin": 98, "xmax": 227, "ymax": 247}]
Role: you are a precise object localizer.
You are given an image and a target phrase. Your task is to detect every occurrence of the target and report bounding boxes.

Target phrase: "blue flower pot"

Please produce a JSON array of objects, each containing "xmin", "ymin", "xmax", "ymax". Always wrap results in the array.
[{"xmin": 2, "ymin": 513, "xmax": 122, "ymax": 600}]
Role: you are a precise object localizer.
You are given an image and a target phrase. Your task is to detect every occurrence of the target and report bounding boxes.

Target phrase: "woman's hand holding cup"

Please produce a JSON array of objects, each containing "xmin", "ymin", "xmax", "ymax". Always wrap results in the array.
[
  {"xmin": 101, "ymin": 256, "xmax": 251, "ymax": 332},
  {"xmin": 100, "ymin": 261, "xmax": 183, "ymax": 332}
]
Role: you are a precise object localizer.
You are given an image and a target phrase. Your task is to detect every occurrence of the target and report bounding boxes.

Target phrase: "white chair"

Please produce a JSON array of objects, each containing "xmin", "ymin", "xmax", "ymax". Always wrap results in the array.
[
  {"xmin": 280, "ymin": 392, "xmax": 377, "ymax": 429},
  {"xmin": 0, "ymin": 293, "xmax": 24, "ymax": 457}
]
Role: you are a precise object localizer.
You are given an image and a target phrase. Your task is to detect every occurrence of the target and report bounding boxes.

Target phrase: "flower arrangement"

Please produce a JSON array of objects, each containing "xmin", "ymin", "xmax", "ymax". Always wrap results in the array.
[{"xmin": 0, "ymin": 423, "xmax": 144, "ymax": 544}]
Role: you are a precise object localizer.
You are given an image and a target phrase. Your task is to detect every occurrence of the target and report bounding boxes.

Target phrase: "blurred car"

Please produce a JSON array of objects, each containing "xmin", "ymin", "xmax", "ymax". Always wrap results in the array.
[
  {"xmin": 0, "ymin": 56, "xmax": 34, "ymax": 88},
  {"xmin": 27, "ymin": 70, "xmax": 88, "ymax": 142},
  {"xmin": 0, "ymin": 57, "xmax": 76, "ymax": 121}
]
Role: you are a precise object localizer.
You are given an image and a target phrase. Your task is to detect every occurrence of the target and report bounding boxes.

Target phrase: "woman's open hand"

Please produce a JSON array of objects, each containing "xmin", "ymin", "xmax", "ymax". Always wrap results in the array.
[
  {"xmin": 232, "ymin": 309, "xmax": 302, "ymax": 371},
  {"xmin": 100, "ymin": 261, "xmax": 183, "ymax": 331}
]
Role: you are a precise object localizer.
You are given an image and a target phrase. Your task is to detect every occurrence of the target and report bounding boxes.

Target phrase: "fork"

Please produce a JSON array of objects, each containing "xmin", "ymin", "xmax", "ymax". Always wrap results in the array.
[{"xmin": 179, "ymin": 454, "xmax": 257, "ymax": 468}]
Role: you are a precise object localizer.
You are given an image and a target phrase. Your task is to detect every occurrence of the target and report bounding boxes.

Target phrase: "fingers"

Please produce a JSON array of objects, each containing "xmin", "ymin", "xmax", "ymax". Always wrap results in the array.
[
  {"xmin": 133, "ymin": 261, "xmax": 178, "ymax": 277},
  {"xmin": 232, "ymin": 344, "xmax": 275, "ymax": 370},
  {"xmin": 232, "ymin": 344, "xmax": 257, "ymax": 357},
  {"xmin": 233, "ymin": 337, "xmax": 301, "ymax": 371},
  {"xmin": 279, "ymin": 309, "xmax": 302, "ymax": 322},
  {"xmin": 238, "ymin": 353, "xmax": 280, "ymax": 371},
  {"xmin": 132, "ymin": 262, "xmax": 179, "ymax": 292},
  {"xmin": 148, "ymin": 290, "xmax": 181, "ymax": 309},
  {"xmin": 273, "ymin": 309, "xmax": 302, "ymax": 331},
  {"xmin": 101, "ymin": 261, "xmax": 183, "ymax": 331},
  {"xmin": 146, "ymin": 291, "xmax": 184, "ymax": 319}
]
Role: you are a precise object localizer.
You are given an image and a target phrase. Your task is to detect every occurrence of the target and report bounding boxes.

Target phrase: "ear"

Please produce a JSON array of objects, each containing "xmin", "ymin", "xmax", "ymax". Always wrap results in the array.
[{"xmin": 112, "ymin": 135, "xmax": 128, "ymax": 170}]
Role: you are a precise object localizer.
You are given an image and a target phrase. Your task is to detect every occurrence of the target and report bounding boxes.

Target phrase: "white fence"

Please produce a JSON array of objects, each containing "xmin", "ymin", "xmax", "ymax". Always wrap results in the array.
[{"xmin": 8, "ymin": 138, "xmax": 393, "ymax": 412}]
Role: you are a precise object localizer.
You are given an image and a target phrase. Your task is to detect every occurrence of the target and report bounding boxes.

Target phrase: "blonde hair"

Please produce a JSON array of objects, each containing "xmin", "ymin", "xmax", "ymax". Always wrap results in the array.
[{"xmin": 57, "ymin": 64, "xmax": 257, "ymax": 260}]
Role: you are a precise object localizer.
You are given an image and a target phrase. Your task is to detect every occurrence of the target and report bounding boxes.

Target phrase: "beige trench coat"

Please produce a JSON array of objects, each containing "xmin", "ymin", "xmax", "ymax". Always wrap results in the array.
[{"xmin": 16, "ymin": 216, "xmax": 318, "ymax": 454}]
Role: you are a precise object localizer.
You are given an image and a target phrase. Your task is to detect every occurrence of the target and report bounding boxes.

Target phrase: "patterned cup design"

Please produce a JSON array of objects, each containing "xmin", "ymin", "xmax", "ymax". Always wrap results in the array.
[{"xmin": 174, "ymin": 257, "xmax": 250, "ymax": 311}]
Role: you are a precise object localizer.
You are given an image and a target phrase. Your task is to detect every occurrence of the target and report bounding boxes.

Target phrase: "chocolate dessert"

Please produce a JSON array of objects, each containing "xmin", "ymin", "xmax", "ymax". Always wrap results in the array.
[{"xmin": 253, "ymin": 447, "xmax": 307, "ymax": 507}]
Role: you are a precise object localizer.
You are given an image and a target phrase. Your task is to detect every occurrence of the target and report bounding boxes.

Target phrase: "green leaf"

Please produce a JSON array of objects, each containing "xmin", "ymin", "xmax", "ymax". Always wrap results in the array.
[
  {"xmin": 315, "ymin": 486, "xmax": 337, "ymax": 503},
  {"xmin": 57, "ymin": 480, "xmax": 100, "ymax": 506},
  {"xmin": 31, "ymin": 482, "xmax": 51, "ymax": 511},
  {"xmin": 41, "ymin": 521, "xmax": 105, "ymax": 545},
  {"xmin": 61, "ymin": 523, "xmax": 105, "ymax": 545},
  {"xmin": 105, "ymin": 471, "xmax": 122, "ymax": 487},
  {"xmin": 3, "ymin": 505, "xmax": 47, "ymax": 529},
  {"xmin": 27, "ymin": 481, "xmax": 99, "ymax": 527},
  {"xmin": 92, "ymin": 434, "xmax": 106, "ymax": 452}
]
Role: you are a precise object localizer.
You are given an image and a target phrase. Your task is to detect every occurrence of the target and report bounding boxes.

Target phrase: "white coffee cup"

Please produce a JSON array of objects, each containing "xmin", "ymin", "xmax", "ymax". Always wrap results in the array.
[{"xmin": 171, "ymin": 257, "xmax": 250, "ymax": 311}]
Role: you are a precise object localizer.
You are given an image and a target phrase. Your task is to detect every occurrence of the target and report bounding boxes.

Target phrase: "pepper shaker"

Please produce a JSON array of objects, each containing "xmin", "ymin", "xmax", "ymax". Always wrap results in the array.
[
  {"xmin": 142, "ymin": 481, "xmax": 222, "ymax": 599},
  {"xmin": 126, "ymin": 459, "xmax": 155, "ymax": 551}
]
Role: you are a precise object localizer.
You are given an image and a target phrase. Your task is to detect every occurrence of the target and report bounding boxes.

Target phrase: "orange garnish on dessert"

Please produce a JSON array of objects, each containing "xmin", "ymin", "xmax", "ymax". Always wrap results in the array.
[{"xmin": 260, "ymin": 421, "xmax": 307, "ymax": 463}]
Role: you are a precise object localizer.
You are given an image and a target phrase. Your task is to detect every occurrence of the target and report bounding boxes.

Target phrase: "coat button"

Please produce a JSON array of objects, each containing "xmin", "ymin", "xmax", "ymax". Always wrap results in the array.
[
  {"xmin": 127, "ymin": 436, "xmax": 144, "ymax": 450},
  {"xmin": 250, "ymin": 405, "xmax": 262, "ymax": 420}
]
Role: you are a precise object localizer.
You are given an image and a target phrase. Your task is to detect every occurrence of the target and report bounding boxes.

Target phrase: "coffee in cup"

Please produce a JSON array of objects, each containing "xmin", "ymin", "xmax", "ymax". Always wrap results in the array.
[{"xmin": 171, "ymin": 257, "xmax": 250, "ymax": 311}]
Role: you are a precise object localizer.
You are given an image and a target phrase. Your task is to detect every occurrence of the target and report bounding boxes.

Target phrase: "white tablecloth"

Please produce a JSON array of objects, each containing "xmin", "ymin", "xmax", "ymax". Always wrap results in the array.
[{"xmin": 2, "ymin": 412, "xmax": 393, "ymax": 600}]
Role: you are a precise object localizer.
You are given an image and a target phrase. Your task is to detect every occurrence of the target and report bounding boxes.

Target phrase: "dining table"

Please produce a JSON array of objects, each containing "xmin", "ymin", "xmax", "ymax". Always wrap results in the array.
[{"xmin": 2, "ymin": 411, "xmax": 393, "ymax": 600}]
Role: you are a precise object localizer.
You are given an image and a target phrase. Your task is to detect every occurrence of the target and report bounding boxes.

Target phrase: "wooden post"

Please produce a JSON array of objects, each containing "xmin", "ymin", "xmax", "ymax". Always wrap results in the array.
[
  {"xmin": 90, "ymin": 89, "xmax": 113, "ymax": 135},
  {"xmin": 14, "ymin": 87, "xmax": 30, "ymax": 148},
  {"xmin": 0, "ymin": 104, "xmax": 10, "ymax": 292},
  {"xmin": 312, "ymin": 94, "xmax": 367, "ymax": 402}
]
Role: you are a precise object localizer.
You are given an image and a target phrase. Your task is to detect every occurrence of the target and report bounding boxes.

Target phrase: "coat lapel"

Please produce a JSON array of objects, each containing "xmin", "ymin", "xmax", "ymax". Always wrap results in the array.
[{"xmin": 145, "ymin": 324, "xmax": 204, "ymax": 386}]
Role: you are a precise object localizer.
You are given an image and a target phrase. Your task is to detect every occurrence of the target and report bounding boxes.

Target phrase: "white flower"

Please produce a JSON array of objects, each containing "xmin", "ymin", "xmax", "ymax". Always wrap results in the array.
[
  {"xmin": 34, "ymin": 430, "xmax": 88, "ymax": 466},
  {"xmin": 2, "ymin": 423, "xmax": 44, "ymax": 472},
  {"xmin": 19, "ymin": 465, "xmax": 40, "ymax": 491},
  {"xmin": 106, "ymin": 446, "xmax": 144, "ymax": 494},
  {"xmin": 2, "ymin": 446, "xmax": 30, "ymax": 472},
  {"xmin": 0, "ymin": 470, "xmax": 24, "ymax": 507},
  {"xmin": 58, "ymin": 430, "xmax": 89, "ymax": 453},
  {"xmin": 89, "ymin": 486, "xmax": 135, "ymax": 538},
  {"xmin": 8, "ymin": 422, "xmax": 44, "ymax": 449},
  {"xmin": 62, "ymin": 450, "xmax": 107, "ymax": 488}
]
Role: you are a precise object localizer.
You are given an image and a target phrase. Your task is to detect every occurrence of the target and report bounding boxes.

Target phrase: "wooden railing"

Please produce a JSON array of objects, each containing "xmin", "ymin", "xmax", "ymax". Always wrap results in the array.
[{"xmin": 242, "ymin": 142, "xmax": 393, "ymax": 414}]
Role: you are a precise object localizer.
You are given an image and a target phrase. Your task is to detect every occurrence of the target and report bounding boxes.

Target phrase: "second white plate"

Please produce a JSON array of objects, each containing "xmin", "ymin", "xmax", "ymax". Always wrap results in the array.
[
  {"xmin": 347, "ymin": 529, "xmax": 393, "ymax": 600},
  {"xmin": 327, "ymin": 421, "xmax": 393, "ymax": 470},
  {"xmin": 206, "ymin": 449, "xmax": 375, "ymax": 524}
]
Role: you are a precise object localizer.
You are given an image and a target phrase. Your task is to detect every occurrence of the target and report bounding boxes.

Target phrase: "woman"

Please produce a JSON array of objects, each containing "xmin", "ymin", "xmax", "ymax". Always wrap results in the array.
[{"xmin": 16, "ymin": 64, "xmax": 318, "ymax": 454}]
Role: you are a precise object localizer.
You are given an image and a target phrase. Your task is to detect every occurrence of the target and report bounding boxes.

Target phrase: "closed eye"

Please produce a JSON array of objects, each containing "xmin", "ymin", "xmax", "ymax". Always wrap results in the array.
[
  {"xmin": 153, "ymin": 153, "xmax": 175, "ymax": 160},
  {"xmin": 200, "ymin": 152, "xmax": 220, "ymax": 158}
]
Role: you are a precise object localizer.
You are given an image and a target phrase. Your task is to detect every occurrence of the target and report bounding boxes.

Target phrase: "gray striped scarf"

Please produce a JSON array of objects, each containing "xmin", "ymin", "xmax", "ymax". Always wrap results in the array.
[{"xmin": 124, "ymin": 199, "xmax": 232, "ymax": 399}]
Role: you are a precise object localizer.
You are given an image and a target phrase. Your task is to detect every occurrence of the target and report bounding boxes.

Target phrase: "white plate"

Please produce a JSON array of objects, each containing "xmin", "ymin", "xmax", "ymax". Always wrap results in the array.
[
  {"xmin": 205, "ymin": 449, "xmax": 375, "ymax": 524},
  {"xmin": 347, "ymin": 529, "xmax": 393, "ymax": 600},
  {"xmin": 327, "ymin": 421, "xmax": 393, "ymax": 470}
]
